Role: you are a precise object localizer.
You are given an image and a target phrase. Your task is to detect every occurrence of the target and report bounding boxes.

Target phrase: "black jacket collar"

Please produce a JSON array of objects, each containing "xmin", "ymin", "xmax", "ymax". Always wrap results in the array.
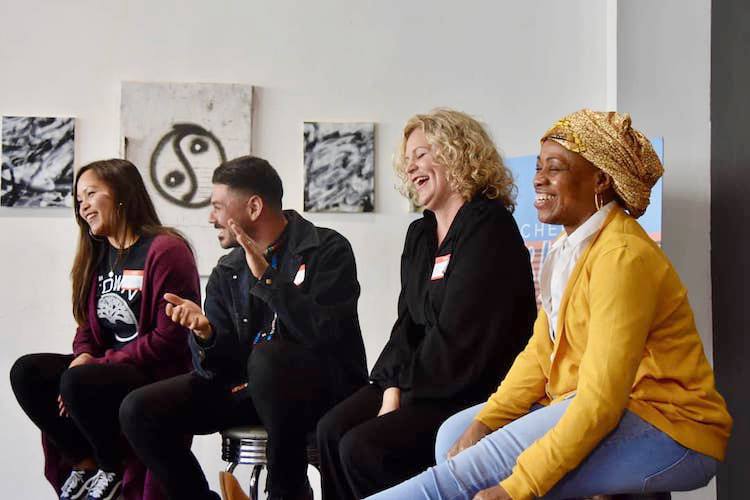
[{"xmin": 422, "ymin": 194, "xmax": 494, "ymax": 246}]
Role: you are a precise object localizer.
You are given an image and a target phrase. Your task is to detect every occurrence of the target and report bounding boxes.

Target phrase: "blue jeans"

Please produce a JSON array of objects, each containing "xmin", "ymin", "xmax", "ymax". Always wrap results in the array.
[{"xmin": 366, "ymin": 399, "xmax": 718, "ymax": 499}]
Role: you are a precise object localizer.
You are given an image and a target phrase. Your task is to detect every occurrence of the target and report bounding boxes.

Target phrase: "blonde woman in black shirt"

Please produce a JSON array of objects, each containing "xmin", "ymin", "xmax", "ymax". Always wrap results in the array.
[{"xmin": 317, "ymin": 108, "xmax": 537, "ymax": 500}]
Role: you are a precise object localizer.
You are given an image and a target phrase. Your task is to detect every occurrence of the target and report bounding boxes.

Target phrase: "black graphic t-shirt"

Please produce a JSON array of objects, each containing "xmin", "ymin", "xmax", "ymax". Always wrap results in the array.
[{"xmin": 96, "ymin": 236, "xmax": 154, "ymax": 349}]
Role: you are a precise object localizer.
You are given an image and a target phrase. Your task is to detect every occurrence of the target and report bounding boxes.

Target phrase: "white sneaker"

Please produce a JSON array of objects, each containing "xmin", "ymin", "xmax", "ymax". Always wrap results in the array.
[
  {"xmin": 59, "ymin": 469, "xmax": 96, "ymax": 500},
  {"xmin": 86, "ymin": 470, "xmax": 122, "ymax": 500}
]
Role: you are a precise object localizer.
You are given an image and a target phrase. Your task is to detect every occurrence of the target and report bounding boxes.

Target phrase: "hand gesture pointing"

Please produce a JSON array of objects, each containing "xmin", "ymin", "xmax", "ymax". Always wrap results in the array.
[{"xmin": 164, "ymin": 293, "xmax": 212, "ymax": 341}]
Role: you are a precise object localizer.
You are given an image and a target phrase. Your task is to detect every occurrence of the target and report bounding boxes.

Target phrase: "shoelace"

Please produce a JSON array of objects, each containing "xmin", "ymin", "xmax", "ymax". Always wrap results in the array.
[
  {"xmin": 60, "ymin": 470, "xmax": 88, "ymax": 496},
  {"xmin": 88, "ymin": 471, "xmax": 117, "ymax": 497}
]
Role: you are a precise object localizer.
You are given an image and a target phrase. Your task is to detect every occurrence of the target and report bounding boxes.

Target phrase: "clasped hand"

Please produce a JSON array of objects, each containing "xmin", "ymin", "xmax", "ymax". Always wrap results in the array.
[
  {"xmin": 378, "ymin": 387, "xmax": 401, "ymax": 416},
  {"xmin": 58, "ymin": 353, "xmax": 96, "ymax": 416},
  {"xmin": 446, "ymin": 421, "xmax": 511, "ymax": 499},
  {"xmin": 472, "ymin": 485, "xmax": 511, "ymax": 500}
]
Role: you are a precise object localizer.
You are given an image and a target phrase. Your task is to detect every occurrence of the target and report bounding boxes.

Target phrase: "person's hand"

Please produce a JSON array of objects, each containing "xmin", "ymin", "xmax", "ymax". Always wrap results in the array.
[
  {"xmin": 69, "ymin": 352, "xmax": 94, "ymax": 368},
  {"xmin": 58, "ymin": 353, "xmax": 96, "ymax": 417},
  {"xmin": 57, "ymin": 394, "xmax": 69, "ymax": 417},
  {"xmin": 473, "ymin": 485, "xmax": 511, "ymax": 500},
  {"xmin": 228, "ymin": 219, "xmax": 269, "ymax": 279},
  {"xmin": 164, "ymin": 293, "xmax": 212, "ymax": 341},
  {"xmin": 447, "ymin": 419, "xmax": 492, "ymax": 459},
  {"xmin": 378, "ymin": 387, "xmax": 401, "ymax": 416}
]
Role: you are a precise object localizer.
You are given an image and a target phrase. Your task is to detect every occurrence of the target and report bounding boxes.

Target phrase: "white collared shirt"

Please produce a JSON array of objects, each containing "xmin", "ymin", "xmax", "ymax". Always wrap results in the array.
[{"xmin": 539, "ymin": 201, "xmax": 616, "ymax": 342}]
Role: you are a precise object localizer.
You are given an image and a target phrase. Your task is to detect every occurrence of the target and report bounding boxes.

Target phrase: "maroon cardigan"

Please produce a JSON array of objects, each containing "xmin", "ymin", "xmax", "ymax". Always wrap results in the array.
[{"xmin": 43, "ymin": 234, "xmax": 201, "ymax": 500}]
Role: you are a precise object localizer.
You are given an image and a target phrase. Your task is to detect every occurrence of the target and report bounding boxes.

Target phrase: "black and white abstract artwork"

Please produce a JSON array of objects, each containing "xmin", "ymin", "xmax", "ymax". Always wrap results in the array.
[
  {"xmin": 121, "ymin": 81, "xmax": 253, "ymax": 274},
  {"xmin": 1, "ymin": 116, "xmax": 75, "ymax": 207},
  {"xmin": 304, "ymin": 122, "xmax": 374, "ymax": 213}
]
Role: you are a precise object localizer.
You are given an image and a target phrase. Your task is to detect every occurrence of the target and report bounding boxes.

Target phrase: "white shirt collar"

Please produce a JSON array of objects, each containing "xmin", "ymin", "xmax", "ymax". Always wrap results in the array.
[{"xmin": 553, "ymin": 201, "xmax": 617, "ymax": 250}]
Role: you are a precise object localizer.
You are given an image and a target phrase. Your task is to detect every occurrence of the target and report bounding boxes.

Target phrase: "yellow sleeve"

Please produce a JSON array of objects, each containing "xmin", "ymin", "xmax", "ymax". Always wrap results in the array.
[
  {"xmin": 501, "ymin": 244, "xmax": 663, "ymax": 500},
  {"xmin": 475, "ymin": 310, "xmax": 549, "ymax": 430}
]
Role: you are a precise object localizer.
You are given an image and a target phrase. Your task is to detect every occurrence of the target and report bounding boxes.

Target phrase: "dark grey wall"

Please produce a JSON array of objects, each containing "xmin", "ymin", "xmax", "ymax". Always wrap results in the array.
[{"xmin": 711, "ymin": 1, "xmax": 750, "ymax": 499}]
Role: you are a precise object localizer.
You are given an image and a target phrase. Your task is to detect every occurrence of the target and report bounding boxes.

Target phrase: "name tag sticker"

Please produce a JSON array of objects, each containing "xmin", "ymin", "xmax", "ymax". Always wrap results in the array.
[
  {"xmin": 293, "ymin": 264, "xmax": 306, "ymax": 286},
  {"xmin": 430, "ymin": 254, "xmax": 451, "ymax": 281},
  {"xmin": 121, "ymin": 270, "xmax": 144, "ymax": 290}
]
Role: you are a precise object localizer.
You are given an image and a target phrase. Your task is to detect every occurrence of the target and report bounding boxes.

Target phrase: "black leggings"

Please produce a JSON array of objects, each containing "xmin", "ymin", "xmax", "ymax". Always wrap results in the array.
[
  {"xmin": 10, "ymin": 353, "xmax": 150, "ymax": 471},
  {"xmin": 121, "ymin": 339, "xmax": 348, "ymax": 500},
  {"xmin": 316, "ymin": 384, "xmax": 467, "ymax": 500}
]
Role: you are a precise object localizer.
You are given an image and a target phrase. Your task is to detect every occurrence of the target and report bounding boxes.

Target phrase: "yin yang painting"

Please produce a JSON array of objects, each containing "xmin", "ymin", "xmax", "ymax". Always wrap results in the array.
[
  {"xmin": 303, "ymin": 122, "xmax": 375, "ymax": 213},
  {"xmin": 121, "ymin": 82, "xmax": 253, "ymax": 274},
  {"xmin": 149, "ymin": 122, "xmax": 226, "ymax": 209},
  {"xmin": 1, "ymin": 116, "xmax": 75, "ymax": 208}
]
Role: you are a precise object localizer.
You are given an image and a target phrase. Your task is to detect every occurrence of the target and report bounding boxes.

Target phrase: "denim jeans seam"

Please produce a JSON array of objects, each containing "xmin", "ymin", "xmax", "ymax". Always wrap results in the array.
[{"xmin": 641, "ymin": 448, "xmax": 690, "ymax": 492}]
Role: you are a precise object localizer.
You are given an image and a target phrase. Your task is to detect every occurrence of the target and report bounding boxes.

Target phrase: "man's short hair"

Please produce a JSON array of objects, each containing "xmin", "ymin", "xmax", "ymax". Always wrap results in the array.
[{"xmin": 212, "ymin": 155, "xmax": 284, "ymax": 211}]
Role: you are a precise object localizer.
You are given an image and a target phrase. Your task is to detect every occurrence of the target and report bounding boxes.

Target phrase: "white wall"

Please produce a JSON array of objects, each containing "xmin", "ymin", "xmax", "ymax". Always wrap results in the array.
[
  {"xmin": 5, "ymin": 0, "xmax": 706, "ymax": 497},
  {"xmin": 618, "ymin": 2, "xmax": 714, "ymax": 499}
]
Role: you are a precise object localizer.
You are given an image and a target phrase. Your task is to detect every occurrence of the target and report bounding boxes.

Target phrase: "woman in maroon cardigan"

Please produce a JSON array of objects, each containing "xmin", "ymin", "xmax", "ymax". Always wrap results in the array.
[{"xmin": 10, "ymin": 159, "xmax": 200, "ymax": 500}]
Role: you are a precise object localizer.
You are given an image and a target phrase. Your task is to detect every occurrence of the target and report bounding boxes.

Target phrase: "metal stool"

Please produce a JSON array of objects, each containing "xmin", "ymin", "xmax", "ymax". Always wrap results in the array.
[
  {"xmin": 221, "ymin": 425, "xmax": 320, "ymax": 500},
  {"xmin": 574, "ymin": 494, "xmax": 671, "ymax": 499},
  {"xmin": 610, "ymin": 495, "xmax": 671, "ymax": 500}
]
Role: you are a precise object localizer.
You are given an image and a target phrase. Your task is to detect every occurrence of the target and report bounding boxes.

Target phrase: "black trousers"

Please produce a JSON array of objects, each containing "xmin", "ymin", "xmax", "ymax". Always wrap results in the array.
[
  {"xmin": 10, "ymin": 353, "xmax": 150, "ymax": 472},
  {"xmin": 121, "ymin": 339, "xmax": 346, "ymax": 500},
  {"xmin": 317, "ymin": 384, "xmax": 468, "ymax": 500}
]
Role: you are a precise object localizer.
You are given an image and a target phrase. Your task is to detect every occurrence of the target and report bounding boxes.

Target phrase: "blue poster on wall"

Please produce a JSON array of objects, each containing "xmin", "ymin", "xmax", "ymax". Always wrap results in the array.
[{"xmin": 506, "ymin": 137, "xmax": 664, "ymax": 303}]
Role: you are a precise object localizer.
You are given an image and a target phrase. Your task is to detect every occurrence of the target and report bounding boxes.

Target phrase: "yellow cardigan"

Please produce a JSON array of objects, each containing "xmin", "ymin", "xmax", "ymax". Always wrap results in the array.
[{"xmin": 475, "ymin": 207, "xmax": 732, "ymax": 500}]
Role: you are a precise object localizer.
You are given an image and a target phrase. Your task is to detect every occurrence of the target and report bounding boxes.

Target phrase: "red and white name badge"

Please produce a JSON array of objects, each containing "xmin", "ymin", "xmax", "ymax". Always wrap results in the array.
[
  {"xmin": 430, "ymin": 254, "xmax": 451, "ymax": 281},
  {"xmin": 121, "ymin": 270, "xmax": 144, "ymax": 290},
  {"xmin": 293, "ymin": 264, "xmax": 306, "ymax": 286}
]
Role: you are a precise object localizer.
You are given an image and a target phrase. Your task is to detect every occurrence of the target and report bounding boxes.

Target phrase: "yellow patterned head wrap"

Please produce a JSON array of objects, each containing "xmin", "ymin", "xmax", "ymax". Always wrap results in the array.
[{"xmin": 540, "ymin": 109, "xmax": 663, "ymax": 218}]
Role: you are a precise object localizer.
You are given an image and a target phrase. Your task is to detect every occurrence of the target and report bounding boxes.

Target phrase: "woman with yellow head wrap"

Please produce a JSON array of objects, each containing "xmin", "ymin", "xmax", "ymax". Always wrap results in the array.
[{"xmin": 365, "ymin": 110, "xmax": 731, "ymax": 500}]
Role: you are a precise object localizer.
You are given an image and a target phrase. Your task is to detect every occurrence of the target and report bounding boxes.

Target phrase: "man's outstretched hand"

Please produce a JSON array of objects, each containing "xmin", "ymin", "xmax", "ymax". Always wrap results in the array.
[{"xmin": 164, "ymin": 293, "xmax": 212, "ymax": 341}]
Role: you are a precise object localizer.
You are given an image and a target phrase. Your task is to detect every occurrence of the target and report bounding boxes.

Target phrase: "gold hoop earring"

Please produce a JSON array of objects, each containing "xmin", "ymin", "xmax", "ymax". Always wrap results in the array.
[{"xmin": 595, "ymin": 192, "xmax": 603, "ymax": 211}]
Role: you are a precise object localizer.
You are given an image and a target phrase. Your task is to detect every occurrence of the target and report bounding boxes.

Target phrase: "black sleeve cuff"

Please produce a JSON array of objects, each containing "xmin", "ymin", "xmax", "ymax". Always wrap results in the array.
[{"xmin": 250, "ymin": 266, "xmax": 280, "ymax": 302}]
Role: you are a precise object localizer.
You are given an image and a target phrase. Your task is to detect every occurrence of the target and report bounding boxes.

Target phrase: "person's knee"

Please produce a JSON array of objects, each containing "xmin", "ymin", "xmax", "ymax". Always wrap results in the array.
[
  {"xmin": 58, "ymin": 365, "xmax": 91, "ymax": 408},
  {"xmin": 338, "ymin": 430, "xmax": 360, "ymax": 470},
  {"xmin": 247, "ymin": 341, "xmax": 286, "ymax": 377},
  {"xmin": 339, "ymin": 425, "xmax": 381, "ymax": 473},
  {"xmin": 317, "ymin": 406, "xmax": 347, "ymax": 446},
  {"xmin": 247, "ymin": 341, "xmax": 289, "ymax": 393},
  {"xmin": 119, "ymin": 388, "xmax": 150, "ymax": 437},
  {"xmin": 9, "ymin": 354, "xmax": 38, "ymax": 393},
  {"xmin": 434, "ymin": 404, "xmax": 484, "ymax": 464},
  {"xmin": 434, "ymin": 416, "xmax": 460, "ymax": 464}
]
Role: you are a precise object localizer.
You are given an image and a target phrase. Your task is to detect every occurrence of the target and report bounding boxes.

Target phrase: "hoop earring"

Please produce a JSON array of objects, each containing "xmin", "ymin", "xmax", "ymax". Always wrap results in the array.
[{"xmin": 594, "ymin": 192, "xmax": 603, "ymax": 211}]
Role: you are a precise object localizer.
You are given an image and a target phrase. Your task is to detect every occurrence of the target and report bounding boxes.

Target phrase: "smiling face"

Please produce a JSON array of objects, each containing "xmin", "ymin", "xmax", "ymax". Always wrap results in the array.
[
  {"xmin": 534, "ymin": 140, "xmax": 603, "ymax": 235},
  {"xmin": 404, "ymin": 127, "xmax": 455, "ymax": 211},
  {"xmin": 208, "ymin": 183, "xmax": 251, "ymax": 248},
  {"xmin": 76, "ymin": 169, "xmax": 117, "ymax": 238}
]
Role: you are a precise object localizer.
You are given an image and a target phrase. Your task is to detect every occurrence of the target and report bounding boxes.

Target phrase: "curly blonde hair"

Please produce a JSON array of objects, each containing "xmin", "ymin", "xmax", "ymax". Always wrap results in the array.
[{"xmin": 394, "ymin": 108, "xmax": 516, "ymax": 211}]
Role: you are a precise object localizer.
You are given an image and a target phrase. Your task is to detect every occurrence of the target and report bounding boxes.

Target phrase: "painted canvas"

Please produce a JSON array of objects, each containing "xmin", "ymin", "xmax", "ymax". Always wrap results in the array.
[
  {"xmin": 1, "ymin": 116, "xmax": 75, "ymax": 207},
  {"xmin": 304, "ymin": 122, "xmax": 374, "ymax": 212},
  {"xmin": 121, "ymin": 82, "xmax": 253, "ymax": 274}
]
